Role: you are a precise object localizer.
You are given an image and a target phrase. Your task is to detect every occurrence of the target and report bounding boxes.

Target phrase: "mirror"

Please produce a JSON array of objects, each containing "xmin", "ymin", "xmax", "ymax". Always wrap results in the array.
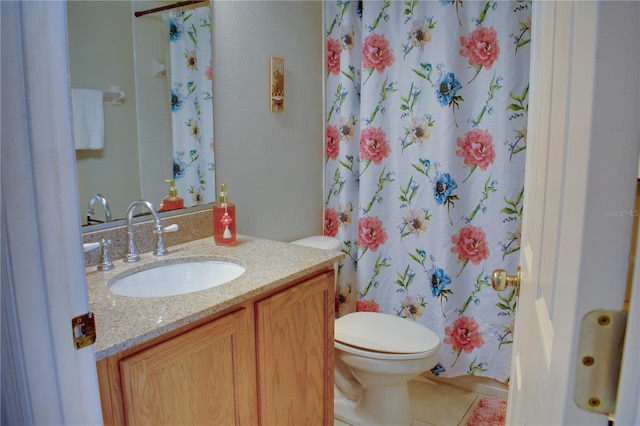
[{"xmin": 68, "ymin": 0, "xmax": 215, "ymax": 227}]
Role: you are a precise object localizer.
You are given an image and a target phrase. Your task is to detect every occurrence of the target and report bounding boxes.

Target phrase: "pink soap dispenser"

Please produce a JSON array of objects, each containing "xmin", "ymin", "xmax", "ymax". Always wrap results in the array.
[{"xmin": 213, "ymin": 184, "xmax": 236, "ymax": 245}]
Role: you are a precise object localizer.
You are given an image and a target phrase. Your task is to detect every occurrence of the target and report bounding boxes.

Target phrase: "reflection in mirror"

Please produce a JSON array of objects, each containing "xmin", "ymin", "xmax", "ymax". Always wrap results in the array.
[
  {"xmin": 68, "ymin": 0, "xmax": 215, "ymax": 228},
  {"xmin": 86, "ymin": 193, "xmax": 112, "ymax": 225}
]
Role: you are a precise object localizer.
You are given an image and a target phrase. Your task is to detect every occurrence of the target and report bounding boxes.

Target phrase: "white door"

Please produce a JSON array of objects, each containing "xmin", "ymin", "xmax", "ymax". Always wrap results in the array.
[
  {"xmin": 1, "ymin": 2, "xmax": 103, "ymax": 423},
  {"xmin": 507, "ymin": 1, "xmax": 640, "ymax": 425}
]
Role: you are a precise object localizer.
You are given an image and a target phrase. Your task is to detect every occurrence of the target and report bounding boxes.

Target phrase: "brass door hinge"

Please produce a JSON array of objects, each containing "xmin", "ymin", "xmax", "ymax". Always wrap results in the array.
[
  {"xmin": 574, "ymin": 309, "xmax": 627, "ymax": 416},
  {"xmin": 72, "ymin": 312, "xmax": 96, "ymax": 350}
]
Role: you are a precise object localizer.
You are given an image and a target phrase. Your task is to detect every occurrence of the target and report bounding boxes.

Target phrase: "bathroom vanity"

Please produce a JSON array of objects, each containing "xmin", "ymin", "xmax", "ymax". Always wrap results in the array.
[{"xmin": 86, "ymin": 236, "xmax": 342, "ymax": 425}]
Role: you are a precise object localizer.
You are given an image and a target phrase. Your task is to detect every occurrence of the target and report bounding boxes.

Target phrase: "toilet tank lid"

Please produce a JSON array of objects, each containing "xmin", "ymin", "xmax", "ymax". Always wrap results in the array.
[
  {"xmin": 290, "ymin": 236, "xmax": 341, "ymax": 251},
  {"xmin": 335, "ymin": 312, "xmax": 440, "ymax": 354}
]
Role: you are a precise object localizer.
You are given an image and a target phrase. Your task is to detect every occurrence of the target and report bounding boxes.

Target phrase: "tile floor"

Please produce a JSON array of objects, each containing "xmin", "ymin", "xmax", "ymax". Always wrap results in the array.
[{"xmin": 334, "ymin": 376, "xmax": 494, "ymax": 426}]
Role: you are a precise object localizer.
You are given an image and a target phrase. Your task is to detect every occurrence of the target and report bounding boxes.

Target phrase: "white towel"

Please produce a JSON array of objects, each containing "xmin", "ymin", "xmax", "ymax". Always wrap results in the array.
[{"xmin": 72, "ymin": 88, "xmax": 105, "ymax": 150}]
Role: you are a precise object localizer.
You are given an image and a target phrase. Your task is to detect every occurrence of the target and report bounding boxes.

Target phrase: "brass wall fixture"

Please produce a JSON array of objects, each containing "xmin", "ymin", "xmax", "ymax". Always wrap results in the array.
[{"xmin": 270, "ymin": 57, "xmax": 284, "ymax": 112}]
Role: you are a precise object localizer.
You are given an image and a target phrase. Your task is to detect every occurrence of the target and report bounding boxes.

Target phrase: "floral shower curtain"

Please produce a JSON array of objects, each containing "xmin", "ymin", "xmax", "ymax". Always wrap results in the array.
[
  {"xmin": 324, "ymin": 0, "xmax": 530, "ymax": 381},
  {"xmin": 169, "ymin": 6, "xmax": 215, "ymax": 207}
]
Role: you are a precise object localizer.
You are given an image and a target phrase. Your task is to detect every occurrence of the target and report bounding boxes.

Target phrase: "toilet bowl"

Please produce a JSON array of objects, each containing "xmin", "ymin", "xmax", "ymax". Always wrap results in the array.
[
  {"xmin": 291, "ymin": 237, "xmax": 442, "ymax": 426},
  {"xmin": 334, "ymin": 312, "xmax": 441, "ymax": 425}
]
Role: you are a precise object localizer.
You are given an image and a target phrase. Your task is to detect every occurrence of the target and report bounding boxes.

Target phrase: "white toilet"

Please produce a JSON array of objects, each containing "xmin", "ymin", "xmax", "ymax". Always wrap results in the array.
[{"xmin": 291, "ymin": 236, "xmax": 441, "ymax": 426}]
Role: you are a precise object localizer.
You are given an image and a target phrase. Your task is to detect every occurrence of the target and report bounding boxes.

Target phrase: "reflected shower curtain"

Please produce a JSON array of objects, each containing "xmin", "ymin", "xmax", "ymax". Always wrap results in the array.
[
  {"xmin": 324, "ymin": 0, "xmax": 530, "ymax": 381},
  {"xmin": 169, "ymin": 6, "xmax": 215, "ymax": 207}
]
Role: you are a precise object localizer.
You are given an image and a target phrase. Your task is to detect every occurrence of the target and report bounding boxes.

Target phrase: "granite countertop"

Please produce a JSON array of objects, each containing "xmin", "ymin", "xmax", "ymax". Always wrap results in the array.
[{"xmin": 87, "ymin": 235, "xmax": 344, "ymax": 360}]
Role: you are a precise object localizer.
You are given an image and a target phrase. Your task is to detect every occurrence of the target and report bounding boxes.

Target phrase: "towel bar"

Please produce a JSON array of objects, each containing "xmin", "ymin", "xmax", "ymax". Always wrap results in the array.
[{"xmin": 102, "ymin": 86, "xmax": 125, "ymax": 105}]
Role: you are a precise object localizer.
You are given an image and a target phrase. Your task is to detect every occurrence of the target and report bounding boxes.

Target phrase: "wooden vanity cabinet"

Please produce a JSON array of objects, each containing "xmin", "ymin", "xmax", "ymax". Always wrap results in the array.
[
  {"xmin": 96, "ymin": 268, "xmax": 334, "ymax": 426},
  {"xmin": 256, "ymin": 270, "xmax": 335, "ymax": 425},
  {"xmin": 98, "ymin": 307, "xmax": 257, "ymax": 425}
]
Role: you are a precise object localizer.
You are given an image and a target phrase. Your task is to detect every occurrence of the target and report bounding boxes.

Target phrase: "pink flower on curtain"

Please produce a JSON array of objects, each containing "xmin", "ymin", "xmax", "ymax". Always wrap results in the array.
[
  {"xmin": 444, "ymin": 315, "xmax": 485, "ymax": 366},
  {"xmin": 358, "ymin": 215, "xmax": 387, "ymax": 252},
  {"xmin": 362, "ymin": 33, "xmax": 395, "ymax": 73},
  {"xmin": 360, "ymin": 126, "xmax": 391, "ymax": 165},
  {"xmin": 459, "ymin": 26, "xmax": 500, "ymax": 69},
  {"xmin": 327, "ymin": 38, "xmax": 341, "ymax": 75},
  {"xmin": 459, "ymin": 26, "xmax": 500, "ymax": 84},
  {"xmin": 451, "ymin": 225, "xmax": 490, "ymax": 276},
  {"xmin": 205, "ymin": 60, "xmax": 212, "ymax": 80},
  {"xmin": 356, "ymin": 299, "xmax": 382, "ymax": 312},
  {"xmin": 326, "ymin": 124, "xmax": 341, "ymax": 160},
  {"xmin": 456, "ymin": 128, "xmax": 495, "ymax": 182},
  {"xmin": 324, "ymin": 208, "xmax": 340, "ymax": 237}
]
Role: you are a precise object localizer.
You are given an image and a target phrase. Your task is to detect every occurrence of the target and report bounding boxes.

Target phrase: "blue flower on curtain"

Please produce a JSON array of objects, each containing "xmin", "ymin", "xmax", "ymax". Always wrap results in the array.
[
  {"xmin": 170, "ymin": 84, "xmax": 185, "ymax": 112},
  {"xmin": 436, "ymin": 71, "xmax": 463, "ymax": 126},
  {"xmin": 436, "ymin": 72, "xmax": 462, "ymax": 106},
  {"xmin": 433, "ymin": 172, "xmax": 457, "ymax": 205},
  {"xmin": 413, "ymin": 62, "xmax": 465, "ymax": 126},
  {"xmin": 429, "ymin": 266, "xmax": 452, "ymax": 298},
  {"xmin": 168, "ymin": 15, "xmax": 184, "ymax": 41}
]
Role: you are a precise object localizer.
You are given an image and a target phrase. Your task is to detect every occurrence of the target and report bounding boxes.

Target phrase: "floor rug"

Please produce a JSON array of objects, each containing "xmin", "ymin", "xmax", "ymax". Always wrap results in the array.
[{"xmin": 464, "ymin": 395, "xmax": 507, "ymax": 426}]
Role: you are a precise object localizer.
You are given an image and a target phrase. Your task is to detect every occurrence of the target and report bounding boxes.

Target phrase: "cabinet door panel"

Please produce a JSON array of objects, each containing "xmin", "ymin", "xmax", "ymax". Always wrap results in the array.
[
  {"xmin": 119, "ymin": 308, "xmax": 255, "ymax": 425},
  {"xmin": 256, "ymin": 272, "xmax": 334, "ymax": 425}
]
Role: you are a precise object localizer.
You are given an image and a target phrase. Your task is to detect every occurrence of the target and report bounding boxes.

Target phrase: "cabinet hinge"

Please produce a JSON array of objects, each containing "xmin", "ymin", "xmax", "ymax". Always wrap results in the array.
[
  {"xmin": 72, "ymin": 312, "xmax": 97, "ymax": 350},
  {"xmin": 574, "ymin": 309, "xmax": 627, "ymax": 416}
]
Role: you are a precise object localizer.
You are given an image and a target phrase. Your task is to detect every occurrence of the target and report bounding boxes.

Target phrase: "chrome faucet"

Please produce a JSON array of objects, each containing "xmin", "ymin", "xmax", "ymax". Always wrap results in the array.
[
  {"xmin": 83, "ymin": 239, "xmax": 114, "ymax": 271},
  {"xmin": 124, "ymin": 200, "xmax": 168, "ymax": 263},
  {"xmin": 87, "ymin": 193, "xmax": 112, "ymax": 224}
]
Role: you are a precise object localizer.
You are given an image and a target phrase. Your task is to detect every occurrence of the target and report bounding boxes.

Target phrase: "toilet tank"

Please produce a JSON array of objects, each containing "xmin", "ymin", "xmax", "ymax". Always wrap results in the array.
[
  {"xmin": 290, "ymin": 236, "xmax": 341, "ymax": 251},
  {"xmin": 290, "ymin": 236, "xmax": 341, "ymax": 296}
]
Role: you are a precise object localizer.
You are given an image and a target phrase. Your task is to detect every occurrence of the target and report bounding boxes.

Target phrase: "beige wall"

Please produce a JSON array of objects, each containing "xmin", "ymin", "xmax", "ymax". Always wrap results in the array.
[{"xmin": 212, "ymin": 1, "xmax": 324, "ymax": 241}]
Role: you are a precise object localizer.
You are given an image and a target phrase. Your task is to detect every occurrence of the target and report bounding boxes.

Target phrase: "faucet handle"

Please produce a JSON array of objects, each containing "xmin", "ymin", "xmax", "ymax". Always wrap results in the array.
[
  {"xmin": 152, "ymin": 224, "xmax": 178, "ymax": 257},
  {"xmin": 83, "ymin": 242, "xmax": 100, "ymax": 253},
  {"xmin": 162, "ymin": 224, "xmax": 179, "ymax": 233},
  {"xmin": 97, "ymin": 239, "xmax": 115, "ymax": 271}
]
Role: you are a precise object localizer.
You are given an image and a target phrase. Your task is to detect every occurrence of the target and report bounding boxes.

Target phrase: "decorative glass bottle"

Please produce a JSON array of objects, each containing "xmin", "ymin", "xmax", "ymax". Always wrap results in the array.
[
  {"xmin": 158, "ymin": 179, "xmax": 184, "ymax": 212},
  {"xmin": 213, "ymin": 183, "xmax": 236, "ymax": 246}
]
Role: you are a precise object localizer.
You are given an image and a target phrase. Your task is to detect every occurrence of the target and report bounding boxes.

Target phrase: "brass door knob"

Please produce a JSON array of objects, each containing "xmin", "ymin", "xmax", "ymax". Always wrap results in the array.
[{"xmin": 492, "ymin": 266, "xmax": 521, "ymax": 295}]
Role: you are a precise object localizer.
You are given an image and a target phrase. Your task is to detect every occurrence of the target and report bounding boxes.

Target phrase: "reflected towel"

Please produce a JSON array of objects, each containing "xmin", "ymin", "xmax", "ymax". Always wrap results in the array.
[{"xmin": 72, "ymin": 88, "xmax": 104, "ymax": 150}]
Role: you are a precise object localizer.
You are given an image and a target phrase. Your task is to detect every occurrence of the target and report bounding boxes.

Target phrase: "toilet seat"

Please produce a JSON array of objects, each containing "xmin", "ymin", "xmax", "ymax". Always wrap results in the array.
[{"xmin": 335, "ymin": 312, "xmax": 440, "ymax": 360}]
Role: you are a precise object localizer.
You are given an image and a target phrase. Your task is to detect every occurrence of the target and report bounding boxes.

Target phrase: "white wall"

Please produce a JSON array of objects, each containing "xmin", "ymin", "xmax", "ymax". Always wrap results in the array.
[{"xmin": 212, "ymin": 1, "xmax": 324, "ymax": 241}]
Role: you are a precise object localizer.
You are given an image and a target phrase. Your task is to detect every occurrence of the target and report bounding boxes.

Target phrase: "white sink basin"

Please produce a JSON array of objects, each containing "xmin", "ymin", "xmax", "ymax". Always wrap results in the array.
[{"xmin": 109, "ymin": 260, "xmax": 246, "ymax": 298}]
